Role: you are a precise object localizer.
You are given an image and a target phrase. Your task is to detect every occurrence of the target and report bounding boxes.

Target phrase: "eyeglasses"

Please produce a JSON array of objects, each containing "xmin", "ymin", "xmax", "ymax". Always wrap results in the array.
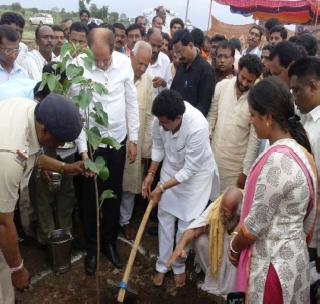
[{"xmin": 0, "ymin": 47, "xmax": 19, "ymax": 55}]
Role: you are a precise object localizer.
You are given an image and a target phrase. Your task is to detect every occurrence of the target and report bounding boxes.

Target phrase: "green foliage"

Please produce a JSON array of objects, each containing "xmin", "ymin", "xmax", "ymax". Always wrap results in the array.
[
  {"xmin": 100, "ymin": 190, "xmax": 115, "ymax": 202},
  {"xmin": 66, "ymin": 64, "xmax": 83, "ymax": 79},
  {"xmin": 11, "ymin": 2, "xmax": 22, "ymax": 11},
  {"xmin": 108, "ymin": 12, "xmax": 119, "ymax": 24},
  {"xmin": 101, "ymin": 137, "xmax": 121, "ymax": 150},
  {"xmin": 91, "ymin": 102, "xmax": 108, "ymax": 126},
  {"xmin": 89, "ymin": 3, "xmax": 109, "ymax": 21},
  {"xmin": 87, "ymin": 126, "xmax": 101, "ymax": 150},
  {"xmin": 79, "ymin": 0, "xmax": 87, "ymax": 12},
  {"xmin": 72, "ymin": 89, "xmax": 93, "ymax": 109}
]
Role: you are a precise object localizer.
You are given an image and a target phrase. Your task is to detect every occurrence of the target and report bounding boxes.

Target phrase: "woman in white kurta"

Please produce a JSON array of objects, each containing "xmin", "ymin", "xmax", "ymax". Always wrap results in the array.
[
  {"xmin": 142, "ymin": 90, "xmax": 219, "ymax": 287},
  {"xmin": 229, "ymin": 77, "xmax": 317, "ymax": 303}
]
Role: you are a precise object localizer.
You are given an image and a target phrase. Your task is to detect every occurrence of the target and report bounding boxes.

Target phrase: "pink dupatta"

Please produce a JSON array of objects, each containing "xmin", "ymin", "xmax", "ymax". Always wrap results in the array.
[{"xmin": 235, "ymin": 144, "xmax": 316, "ymax": 294}]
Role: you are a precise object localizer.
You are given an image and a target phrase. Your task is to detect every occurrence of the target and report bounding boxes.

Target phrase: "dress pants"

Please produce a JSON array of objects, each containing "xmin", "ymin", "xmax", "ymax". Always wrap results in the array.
[
  {"xmin": 0, "ymin": 251, "xmax": 14, "ymax": 304},
  {"xmin": 79, "ymin": 143, "xmax": 126, "ymax": 256},
  {"xmin": 119, "ymin": 191, "xmax": 135, "ymax": 227},
  {"xmin": 156, "ymin": 208, "xmax": 192, "ymax": 274},
  {"xmin": 29, "ymin": 154, "xmax": 76, "ymax": 244}
]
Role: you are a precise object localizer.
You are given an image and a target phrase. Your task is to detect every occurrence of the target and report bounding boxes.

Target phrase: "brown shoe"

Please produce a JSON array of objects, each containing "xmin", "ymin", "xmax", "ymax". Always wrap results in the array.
[
  {"xmin": 153, "ymin": 272, "xmax": 165, "ymax": 287},
  {"xmin": 122, "ymin": 224, "xmax": 136, "ymax": 240},
  {"xmin": 174, "ymin": 273, "xmax": 186, "ymax": 288}
]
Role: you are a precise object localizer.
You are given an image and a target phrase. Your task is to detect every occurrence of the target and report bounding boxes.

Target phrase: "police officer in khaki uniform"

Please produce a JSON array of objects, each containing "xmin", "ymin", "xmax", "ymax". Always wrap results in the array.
[{"xmin": 0, "ymin": 94, "xmax": 83, "ymax": 303}]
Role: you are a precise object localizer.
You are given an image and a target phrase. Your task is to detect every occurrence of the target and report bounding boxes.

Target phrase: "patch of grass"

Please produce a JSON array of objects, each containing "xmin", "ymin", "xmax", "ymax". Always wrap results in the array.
[{"xmin": 22, "ymin": 28, "xmax": 35, "ymax": 41}]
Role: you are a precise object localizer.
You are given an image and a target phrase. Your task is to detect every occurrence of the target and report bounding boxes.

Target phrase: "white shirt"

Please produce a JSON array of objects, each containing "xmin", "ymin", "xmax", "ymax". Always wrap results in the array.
[
  {"xmin": 301, "ymin": 106, "xmax": 320, "ymax": 171},
  {"xmin": 147, "ymin": 51, "xmax": 172, "ymax": 96},
  {"xmin": 143, "ymin": 8, "xmax": 171, "ymax": 34},
  {"xmin": 152, "ymin": 101, "xmax": 219, "ymax": 221},
  {"xmin": 16, "ymin": 41, "xmax": 28, "ymax": 67},
  {"xmin": 75, "ymin": 51, "xmax": 139, "ymax": 154},
  {"xmin": 299, "ymin": 106, "xmax": 320, "ymax": 255},
  {"xmin": 242, "ymin": 46, "xmax": 261, "ymax": 57},
  {"xmin": 20, "ymin": 50, "xmax": 58, "ymax": 82},
  {"xmin": 0, "ymin": 62, "xmax": 28, "ymax": 84}
]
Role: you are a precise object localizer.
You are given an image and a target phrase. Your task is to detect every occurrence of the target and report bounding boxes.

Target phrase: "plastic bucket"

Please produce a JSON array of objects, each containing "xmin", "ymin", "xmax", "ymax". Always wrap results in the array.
[{"xmin": 47, "ymin": 229, "xmax": 73, "ymax": 274}]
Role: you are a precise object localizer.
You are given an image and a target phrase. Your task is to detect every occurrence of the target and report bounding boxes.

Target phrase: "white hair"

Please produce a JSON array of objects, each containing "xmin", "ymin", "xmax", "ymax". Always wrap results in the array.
[{"xmin": 132, "ymin": 40, "xmax": 152, "ymax": 57}]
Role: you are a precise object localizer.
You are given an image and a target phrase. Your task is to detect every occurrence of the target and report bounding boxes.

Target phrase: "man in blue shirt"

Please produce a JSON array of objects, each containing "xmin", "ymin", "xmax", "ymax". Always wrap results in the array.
[{"xmin": 0, "ymin": 25, "xmax": 28, "ymax": 84}]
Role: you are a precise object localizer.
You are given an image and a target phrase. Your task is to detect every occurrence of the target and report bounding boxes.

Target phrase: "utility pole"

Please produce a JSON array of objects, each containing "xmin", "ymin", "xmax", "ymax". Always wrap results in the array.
[{"xmin": 185, "ymin": 0, "xmax": 190, "ymax": 25}]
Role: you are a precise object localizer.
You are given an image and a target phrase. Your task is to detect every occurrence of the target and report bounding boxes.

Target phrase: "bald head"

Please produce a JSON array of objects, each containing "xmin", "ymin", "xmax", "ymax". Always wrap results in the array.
[
  {"xmin": 36, "ymin": 25, "xmax": 53, "ymax": 38},
  {"xmin": 131, "ymin": 41, "xmax": 152, "ymax": 79},
  {"xmin": 88, "ymin": 27, "xmax": 114, "ymax": 50},
  {"xmin": 147, "ymin": 28, "xmax": 162, "ymax": 41},
  {"xmin": 220, "ymin": 186, "xmax": 243, "ymax": 231},
  {"xmin": 221, "ymin": 187, "xmax": 243, "ymax": 211},
  {"xmin": 88, "ymin": 28, "xmax": 114, "ymax": 71},
  {"xmin": 147, "ymin": 28, "xmax": 163, "ymax": 63}
]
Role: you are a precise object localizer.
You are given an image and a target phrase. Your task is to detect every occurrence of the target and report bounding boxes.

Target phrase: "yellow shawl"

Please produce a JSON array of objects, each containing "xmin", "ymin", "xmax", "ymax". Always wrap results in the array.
[{"xmin": 206, "ymin": 195, "xmax": 224, "ymax": 277}]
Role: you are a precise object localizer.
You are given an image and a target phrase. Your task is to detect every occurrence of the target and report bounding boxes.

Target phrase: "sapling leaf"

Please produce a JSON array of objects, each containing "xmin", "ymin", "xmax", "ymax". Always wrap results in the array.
[
  {"xmin": 101, "ymin": 137, "xmax": 121, "ymax": 150},
  {"xmin": 87, "ymin": 126, "xmax": 101, "ymax": 150}
]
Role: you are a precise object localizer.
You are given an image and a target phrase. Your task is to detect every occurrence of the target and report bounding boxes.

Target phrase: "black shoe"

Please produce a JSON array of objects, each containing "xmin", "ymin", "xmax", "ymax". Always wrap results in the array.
[
  {"xmin": 84, "ymin": 254, "xmax": 96, "ymax": 275},
  {"xmin": 102, "ymin": 244, "xmax": 123, "ymax": 269}
]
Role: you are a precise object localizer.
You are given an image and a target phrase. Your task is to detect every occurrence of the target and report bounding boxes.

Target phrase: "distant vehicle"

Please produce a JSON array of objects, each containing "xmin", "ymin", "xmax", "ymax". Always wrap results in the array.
[
  {"xmin": 89, "ymin": 18, "xmax": 103, "ymax": 26},
  {"xmin": 29, "ymin": 13, "xmax": 54, "ymax": 26}
]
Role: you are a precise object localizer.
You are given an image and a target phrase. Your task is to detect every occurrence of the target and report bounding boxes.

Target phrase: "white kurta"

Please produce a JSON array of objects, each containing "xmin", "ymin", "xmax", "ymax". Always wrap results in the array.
[
  {"xmin": 146, "ymin": 51, "xmax": 172, "ymax": 96},
  {"xmin": 122, "ymin": 72, "xmax": 154, "ymax": 193},
  {"xmin": 152, "ymin": 101, "xmax": 219, "ymax": 222},
  {"xmin": 207, "ymin": 77, "xmax": 260, "ymax": 192},
  {"xmin": 19, "ymin": 50, "xmax": 58, "ymax": 82}
]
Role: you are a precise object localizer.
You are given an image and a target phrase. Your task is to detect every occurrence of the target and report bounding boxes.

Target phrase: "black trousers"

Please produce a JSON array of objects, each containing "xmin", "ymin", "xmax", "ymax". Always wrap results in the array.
[{"xmin": 77, "ymin": 142, "xmax": 126, "ymax": 255}]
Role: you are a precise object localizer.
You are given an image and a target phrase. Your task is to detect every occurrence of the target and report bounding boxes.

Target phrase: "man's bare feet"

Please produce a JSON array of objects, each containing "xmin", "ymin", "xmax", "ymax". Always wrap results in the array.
[
  {"xmin": 174, "ymin": 273, "xmax": 186, "ymax": 288},
  {"xmin": 153, "ymin": 272, "xmax": 165, "ymax": 287}
]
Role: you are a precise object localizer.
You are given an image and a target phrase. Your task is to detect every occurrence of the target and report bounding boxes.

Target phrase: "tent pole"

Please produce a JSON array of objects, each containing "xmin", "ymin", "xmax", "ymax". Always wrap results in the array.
[
  {"xmin": 185, "ymin": 0, "xmax": 190, "ymax": 24},
  {"xmin": 207, "ymin": 0, "xmax": 213, "ymax": 32}
]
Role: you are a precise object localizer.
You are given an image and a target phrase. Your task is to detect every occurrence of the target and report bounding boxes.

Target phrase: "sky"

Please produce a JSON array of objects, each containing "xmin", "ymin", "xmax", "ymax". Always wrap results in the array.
[{"xmin": 0, "ymin": 0, "xmax": 256, "ymax": 30}]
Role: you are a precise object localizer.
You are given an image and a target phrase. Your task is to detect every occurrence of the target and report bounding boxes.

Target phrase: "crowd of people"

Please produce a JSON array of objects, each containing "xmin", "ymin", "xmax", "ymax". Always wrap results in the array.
[{"xmin": 0, "ymin": 6, "xmax": 319, "ymax": 303}]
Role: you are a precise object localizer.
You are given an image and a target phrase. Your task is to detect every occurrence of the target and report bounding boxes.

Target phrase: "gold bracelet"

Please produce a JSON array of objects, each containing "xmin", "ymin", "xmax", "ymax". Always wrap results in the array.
[{"xmin": 230, "ymin": 237, "xmax": 240, "ymax": 255}]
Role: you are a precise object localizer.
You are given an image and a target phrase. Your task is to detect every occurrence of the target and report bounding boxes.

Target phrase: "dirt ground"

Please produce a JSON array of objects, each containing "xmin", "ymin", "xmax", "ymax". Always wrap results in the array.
[{"xmin": 15, "ymin": 202, "xmax": 225, "ymax": 304}]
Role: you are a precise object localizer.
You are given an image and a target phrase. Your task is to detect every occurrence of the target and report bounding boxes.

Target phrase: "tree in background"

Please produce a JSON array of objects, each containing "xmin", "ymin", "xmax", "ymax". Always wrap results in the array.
[
  {"xmin": 108, "ymin": 12, "xmax": 119, "ymax": 24},
  {"xmin": 79, "ymin": 0, "xmax": 87, "ymax": 13},
  {"xmin": 89, "ymin": 3, "xmax": 108, "ymax": 20},
  {"xmin": 11, "ymin": 2, "xmax": 22, "ymax": 12}
]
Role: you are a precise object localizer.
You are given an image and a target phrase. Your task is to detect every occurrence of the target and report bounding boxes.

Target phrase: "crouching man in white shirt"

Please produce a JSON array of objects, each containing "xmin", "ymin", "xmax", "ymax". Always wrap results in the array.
[{"xmin": 142, "ymin": 89, "xmax": 219, "ymax": 287}]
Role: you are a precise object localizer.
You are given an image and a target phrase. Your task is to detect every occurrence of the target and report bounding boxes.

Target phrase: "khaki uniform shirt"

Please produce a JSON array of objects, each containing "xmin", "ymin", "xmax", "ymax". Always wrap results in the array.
[
  {"xmin": 207, "ymin": 77, "xmax": 259, "ymax": 192},
  {"xmin": 0, "ymin": 98, "xmax": 40, "ymax": 213}
]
